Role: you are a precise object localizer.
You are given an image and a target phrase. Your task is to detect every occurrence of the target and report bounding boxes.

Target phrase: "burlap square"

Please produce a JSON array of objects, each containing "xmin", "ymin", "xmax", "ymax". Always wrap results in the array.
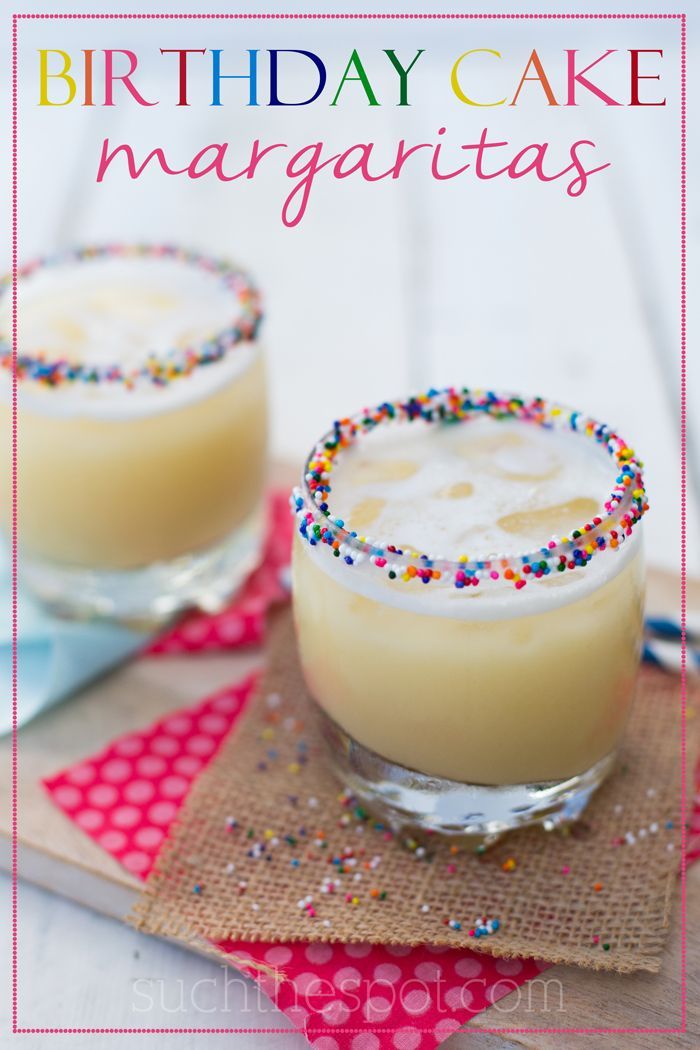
[{"xmin": 131, "ymin": 609, "xmax": 699, "ymax": 973}]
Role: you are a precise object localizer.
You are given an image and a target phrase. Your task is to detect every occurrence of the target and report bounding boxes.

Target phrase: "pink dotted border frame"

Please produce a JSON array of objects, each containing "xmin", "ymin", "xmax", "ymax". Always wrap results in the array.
[{"xmin": 9, "ymin": 10, "xmax": 688, "ymax": 1040}]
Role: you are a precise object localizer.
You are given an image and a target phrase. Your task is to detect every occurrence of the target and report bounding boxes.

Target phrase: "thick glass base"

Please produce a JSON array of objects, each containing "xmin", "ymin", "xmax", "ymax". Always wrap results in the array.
[
  {"xmin": 20, "ymin": 503, "xmax": 265, "ymax": 624},
  {"xmin": 316, "ymin": 703, "xmax": 615, "ymax": 840}
]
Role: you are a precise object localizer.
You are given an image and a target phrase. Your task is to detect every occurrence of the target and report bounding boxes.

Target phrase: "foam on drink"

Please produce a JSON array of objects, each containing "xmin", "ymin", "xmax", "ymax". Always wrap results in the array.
[{"xmin": 332, "ymin": 417, "xmax": 611, "ymax": 557}]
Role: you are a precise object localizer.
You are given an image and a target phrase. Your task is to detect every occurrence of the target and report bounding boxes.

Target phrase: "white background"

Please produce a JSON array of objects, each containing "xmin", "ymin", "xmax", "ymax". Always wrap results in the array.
[{"xmin": 2, "ymin": 1, "xmax": 697, "ymax": 1046}]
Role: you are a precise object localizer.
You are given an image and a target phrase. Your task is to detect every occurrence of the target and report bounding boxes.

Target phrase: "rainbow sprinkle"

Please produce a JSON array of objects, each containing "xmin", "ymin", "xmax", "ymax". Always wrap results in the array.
[
  {"xmin": 0, "ymin": 244, "xmax": 262, "ymax": 389},
  {"xmin": 291, "ymin": 387, "xmax": 648, "ymax": 590}
]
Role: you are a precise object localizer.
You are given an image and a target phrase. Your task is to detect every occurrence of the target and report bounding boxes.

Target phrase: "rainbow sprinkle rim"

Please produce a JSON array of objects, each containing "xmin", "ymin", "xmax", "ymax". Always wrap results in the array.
[
  {"xmin": 0, "ymin": 244, "xmax": 263, "ymax": 389},
  {"xmin": 291, "ymin": 388, "xmax": 649, "ymax": 591}
]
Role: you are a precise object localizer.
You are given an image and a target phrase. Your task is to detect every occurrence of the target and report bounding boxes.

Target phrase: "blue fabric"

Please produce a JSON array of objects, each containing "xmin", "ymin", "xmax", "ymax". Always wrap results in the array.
[{"xmin": 0, "ymin": 549, "xmax": 153, "ymax": 735}]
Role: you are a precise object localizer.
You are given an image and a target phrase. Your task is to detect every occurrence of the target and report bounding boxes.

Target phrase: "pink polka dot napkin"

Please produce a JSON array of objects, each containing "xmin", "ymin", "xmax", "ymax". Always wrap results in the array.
[
  {"xmin": 45, "ymin": 682, "xmax": 248, "ymax": 876},
  {"xmin": 43, "ymin": 675, "xmax": 546, "ymax": 1046},
  {"xmin": 689, "ymin": 760, "xmax": 700, "ymax": 865},
  {"xmin": 146, "ymin": 490, "xmax": 293, "ymax": 655}
]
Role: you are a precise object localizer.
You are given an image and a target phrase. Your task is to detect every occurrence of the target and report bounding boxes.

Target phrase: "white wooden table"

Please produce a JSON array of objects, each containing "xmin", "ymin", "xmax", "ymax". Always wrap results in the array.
[{"xmin": 1, "ymin": 1, "xmax": 697, "ymax": 1046}]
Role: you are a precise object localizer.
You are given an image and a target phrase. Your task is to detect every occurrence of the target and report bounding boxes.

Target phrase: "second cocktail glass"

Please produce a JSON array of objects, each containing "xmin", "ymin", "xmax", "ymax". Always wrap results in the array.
[{"xmin": 1, "ymin": 244, "xmax": 268, "ymax": 620}]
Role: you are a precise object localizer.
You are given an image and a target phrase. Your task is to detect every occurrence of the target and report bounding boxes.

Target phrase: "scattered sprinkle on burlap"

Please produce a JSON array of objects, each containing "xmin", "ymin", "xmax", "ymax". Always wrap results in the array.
[{"xmin": 131, "ymin": 609, "xmax": 699, "ymax": 973}]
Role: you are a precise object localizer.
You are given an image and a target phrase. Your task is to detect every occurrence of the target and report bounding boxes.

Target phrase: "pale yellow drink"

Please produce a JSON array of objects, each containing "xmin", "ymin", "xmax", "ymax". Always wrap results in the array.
[
  {"xmin": 10, "ymin": 355, "xmax": 266, "ymax": 568},
  {"xmin": 0, "ymin": 248, "xmax": 268, "ymax": 617},
  {"xmin": 293, "ymin": 413, "xmax": 645, "ymax": 789}
]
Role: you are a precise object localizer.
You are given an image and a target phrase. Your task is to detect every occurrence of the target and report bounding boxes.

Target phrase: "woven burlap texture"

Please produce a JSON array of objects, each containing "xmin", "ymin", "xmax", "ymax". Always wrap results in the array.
[{"xmin": 131, "ymin": 610, "xmax": 698, "ymax": 974}]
